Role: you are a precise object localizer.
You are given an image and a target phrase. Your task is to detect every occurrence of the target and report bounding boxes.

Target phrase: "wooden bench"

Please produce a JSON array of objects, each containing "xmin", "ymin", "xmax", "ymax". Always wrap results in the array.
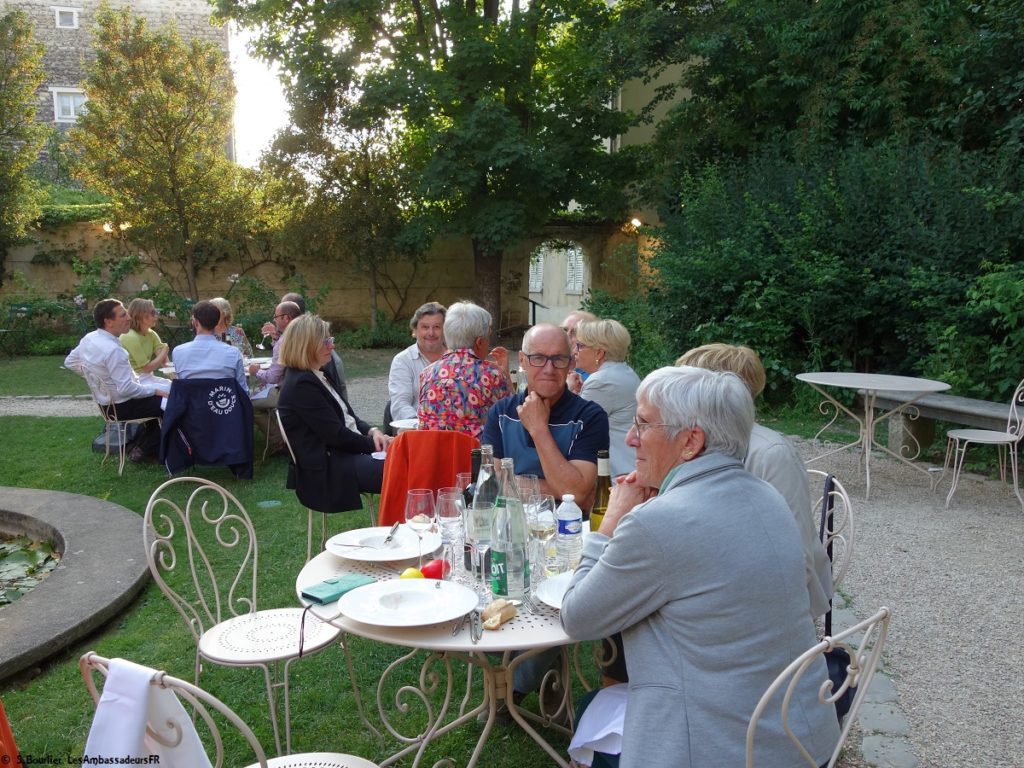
[{"xmin": 868, "ymin": 391, "xmax": 1010, "ymax": 455}]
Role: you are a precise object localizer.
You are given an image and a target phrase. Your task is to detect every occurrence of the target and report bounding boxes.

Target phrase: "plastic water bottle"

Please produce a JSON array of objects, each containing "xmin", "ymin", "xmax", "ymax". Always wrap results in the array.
[
  {"xmin": 556, "ymin": 494, "xmax": 583, "ymax": 571},
  {"xmin": 490, "ymin": 458, "xmax": 530, "ymax": 598}
]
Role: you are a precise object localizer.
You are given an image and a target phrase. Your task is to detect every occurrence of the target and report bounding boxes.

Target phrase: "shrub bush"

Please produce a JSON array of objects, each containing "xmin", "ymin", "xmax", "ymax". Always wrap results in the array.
[{"xmin": 645, "ymin": 141, "xmax": 1023, "ymax": 402}]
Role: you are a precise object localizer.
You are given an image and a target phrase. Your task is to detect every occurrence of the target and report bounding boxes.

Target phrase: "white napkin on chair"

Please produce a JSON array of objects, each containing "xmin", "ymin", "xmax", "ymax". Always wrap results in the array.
[
  {"xmin": 82, "ymin": 658, "xmax": 211, "ymax": 768},
  {"xmin": 568, "ymin": 683, "xmax": 628, "ymax": 767}
]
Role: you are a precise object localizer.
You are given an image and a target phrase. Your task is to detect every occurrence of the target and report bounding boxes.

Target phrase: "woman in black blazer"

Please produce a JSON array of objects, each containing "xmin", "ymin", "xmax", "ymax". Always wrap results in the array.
[{"xmin": 277, "ymin": 313, "xmax": 393, "ymax": 512}]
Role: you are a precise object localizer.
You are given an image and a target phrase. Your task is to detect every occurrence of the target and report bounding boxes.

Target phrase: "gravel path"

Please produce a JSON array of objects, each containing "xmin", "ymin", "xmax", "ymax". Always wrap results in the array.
[
  {"xmin": 791, "ymin": 436, "xmax": 1024, "ymax": 768},
  {"xmin": 3, "ymin": 386, "xmax": 1020, "ymax": 766}
]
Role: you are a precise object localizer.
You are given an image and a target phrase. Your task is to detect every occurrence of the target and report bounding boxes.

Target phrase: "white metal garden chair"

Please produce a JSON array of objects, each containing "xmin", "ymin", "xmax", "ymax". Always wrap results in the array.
[
  {"xmin": 82, "ymin": 365, "xmax": 161, "ymax": 476},
  {"xmin": 745, "ymin": 606, "xmax": 892, "ymax": 768},
  {"xmin": 80, "ymin": 651, "xmax": 379, "ymax": 768},
  {"xmin": 808, "ymin": 470, "xmax": 855, "ymax": 592},
  {"xmin": 933, "ymin": 377, "xmax": 1024, "ymax": 511},
  {"xmin": 143, "ymin": 476, "xmax": 344, "ymax": 755}
]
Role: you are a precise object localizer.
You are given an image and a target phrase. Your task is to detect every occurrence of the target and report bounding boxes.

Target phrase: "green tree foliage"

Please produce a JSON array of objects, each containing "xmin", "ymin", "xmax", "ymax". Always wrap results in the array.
[
  {"xmin": 218, "ymin": 0, "xmax": 641, "ymax": 323},
  {"xmin": 71, "ymin": 7, "xmax": 259, "ymax": 300},
  {"xmin": 0, "ymin": 11, "xmax": 46, "ymax": 283},
  {"xmin": 646, "ymin": 142, "xmax": 1023, "ymax": 401},
  {"xmin": 617, "ymin": 0, "xmax": 1024, "ymax": 403},
  {"xmin": 263, "ymin": 115, "xmax": 426, "ymax": 325}
]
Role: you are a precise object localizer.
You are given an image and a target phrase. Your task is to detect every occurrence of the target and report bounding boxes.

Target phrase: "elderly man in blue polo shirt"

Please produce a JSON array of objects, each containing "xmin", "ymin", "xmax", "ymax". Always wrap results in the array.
[
  {"xmin": 172, "ymin": 300, "xmax": 247, "ymax": 393},
  {"xmin": 481, "ymin": 323, "xmax": 609, "ymax": 712}
]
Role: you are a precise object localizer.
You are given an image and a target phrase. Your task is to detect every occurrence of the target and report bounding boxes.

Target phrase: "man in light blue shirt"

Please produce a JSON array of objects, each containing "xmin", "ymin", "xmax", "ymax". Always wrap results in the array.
[{"xmin": 172, "ymin": 300, "xmax": 247, "ymax": 393}]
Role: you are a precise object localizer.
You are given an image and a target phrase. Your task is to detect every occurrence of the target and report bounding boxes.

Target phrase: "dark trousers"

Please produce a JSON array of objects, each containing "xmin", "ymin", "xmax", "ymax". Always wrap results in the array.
[{"xmin": 104, "ymin": 396, "xmax": 163, "ymax": 455}]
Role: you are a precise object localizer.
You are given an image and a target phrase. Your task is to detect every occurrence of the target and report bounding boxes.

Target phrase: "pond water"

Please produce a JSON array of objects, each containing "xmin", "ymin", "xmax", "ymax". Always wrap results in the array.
[{"xmin": 0, "ymin": 534, "xmax": 60, "ymax": 606}]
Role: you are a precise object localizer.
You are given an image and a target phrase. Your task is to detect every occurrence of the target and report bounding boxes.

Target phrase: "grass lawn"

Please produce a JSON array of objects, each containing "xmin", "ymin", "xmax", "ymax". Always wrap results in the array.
[
  {"xmin": 0, "ymin": 349, "xmax": 568, "ymax": 766},
  {"xmin": 0, "ymin": 348, "xmax": 400, "ymax": 397},
  {"xmin": 0, "ymin": 352, "xmax": 980, "ymax": 766}
]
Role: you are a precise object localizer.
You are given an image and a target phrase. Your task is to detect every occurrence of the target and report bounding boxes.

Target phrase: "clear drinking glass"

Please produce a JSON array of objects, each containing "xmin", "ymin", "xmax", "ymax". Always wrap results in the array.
[
  {"xmin": 464, "ymin": 501, "xmax": 495, "ymax": 607},
  {"xmin": 527, "ymin": 494, "xmax": 557, "ymax": 591},
  {"xmin": 404, "ymin": 489, "xmax": 435, "ymax": 570},
  {"xmin": 516, "ymin": 474, "xmax": 540, "ymax": 500},
  {"xmin": 435, "ymin": 490, "xmax": 464, "ymax": 579},
  {"xmin": 455, "ymin": 472, "xmax": 473, "ymax": 493},
  {"xmin": 256, "ymin": 333, "xmax": 271, "ymax": 350}
]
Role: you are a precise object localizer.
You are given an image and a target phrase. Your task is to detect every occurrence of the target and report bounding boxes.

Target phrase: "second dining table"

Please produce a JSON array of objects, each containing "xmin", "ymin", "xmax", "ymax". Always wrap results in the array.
[
  {"xmin": 296, "ymin": 532, "xmax": 578, "ymax": 768},
  {"xmin": 797, "ymin": 371, "xmax": 950, "ymax": 498}
]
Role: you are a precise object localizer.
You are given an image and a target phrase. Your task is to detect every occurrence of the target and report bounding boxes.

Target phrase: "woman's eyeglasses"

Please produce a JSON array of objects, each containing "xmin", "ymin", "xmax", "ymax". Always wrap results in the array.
[
  {"xmin": 631, "ymin": 416, "xmax": 673, "ymax": 437},
  {"xmin": 321, "ymin": 336, "xmax": 335, "ymax": 347}
]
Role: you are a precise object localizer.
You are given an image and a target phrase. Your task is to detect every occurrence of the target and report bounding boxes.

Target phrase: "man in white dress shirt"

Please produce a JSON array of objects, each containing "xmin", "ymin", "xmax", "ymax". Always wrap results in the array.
[
  {"xmin": 65, "ymin": 298, "xmax": 169, "ymax": 461},
  {"xmin": 387, "ymin": 301, "xmax": 446, "ymax": 422},
  {"xmin": 172, "ymin": 300, "xmax": 247, "ymax": 393}
]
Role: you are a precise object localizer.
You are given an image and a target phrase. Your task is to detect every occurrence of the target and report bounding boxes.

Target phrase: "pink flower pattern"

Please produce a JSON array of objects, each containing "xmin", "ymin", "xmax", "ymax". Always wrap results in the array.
[{"xmin": 417, "ymin": 348, "xmax": 511, "ymax": 437}]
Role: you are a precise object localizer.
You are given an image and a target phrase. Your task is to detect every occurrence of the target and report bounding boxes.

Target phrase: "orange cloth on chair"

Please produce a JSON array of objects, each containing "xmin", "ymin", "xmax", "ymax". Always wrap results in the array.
[
  {"xmin": 378, "ymin": 430, "xmax": 478, "ymax": 525},
  {"xmin": 0, "ymin": 699, "xmax": 19, "ymax": 765}
]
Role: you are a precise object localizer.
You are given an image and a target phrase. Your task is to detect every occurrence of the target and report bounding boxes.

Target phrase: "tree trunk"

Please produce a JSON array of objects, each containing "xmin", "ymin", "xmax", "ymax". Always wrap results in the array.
[
  {"xmin": 473, "ymin": 238, "xmax": 502, "ymax": 344},
  {"xmin": 369, "ymin": 262, "xmax": 379, "ymax": 330}
]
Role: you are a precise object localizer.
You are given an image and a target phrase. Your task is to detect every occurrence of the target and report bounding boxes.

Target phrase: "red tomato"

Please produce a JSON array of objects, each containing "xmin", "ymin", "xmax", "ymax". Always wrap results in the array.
[{"xmin": 420, "ymin": 559, "xmax": 451, "ymax": 580}]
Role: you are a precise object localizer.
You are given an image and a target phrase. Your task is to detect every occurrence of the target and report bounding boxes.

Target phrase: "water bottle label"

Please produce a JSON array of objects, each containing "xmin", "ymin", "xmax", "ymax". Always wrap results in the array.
[
  {"xmin": 558, "ymin": 518, "xmax": 582, "ymax": 535},
  {"xmin": 491, "ymin": 550, "xmax": 508, "ymax": 596}
]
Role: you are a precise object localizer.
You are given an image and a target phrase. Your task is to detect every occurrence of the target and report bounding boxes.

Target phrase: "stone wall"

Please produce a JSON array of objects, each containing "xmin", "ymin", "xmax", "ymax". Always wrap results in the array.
[
  {"xmin": 0, "ymin": 221, "xmax": 638, "ymax": 329},
  {"xmin": 2, "ymin": 0, "xmax": 229, "ymax": 148}
]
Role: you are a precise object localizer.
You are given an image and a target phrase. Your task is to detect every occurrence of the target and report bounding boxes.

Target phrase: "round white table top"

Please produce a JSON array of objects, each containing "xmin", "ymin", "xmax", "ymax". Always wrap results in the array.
[
  {"xmin": 797, "ymin": 371, "xmax": 950, "ymax": 394},
  {"xmin": 297, "ymin": 551, "xmax": 570, "ymax": 653}
]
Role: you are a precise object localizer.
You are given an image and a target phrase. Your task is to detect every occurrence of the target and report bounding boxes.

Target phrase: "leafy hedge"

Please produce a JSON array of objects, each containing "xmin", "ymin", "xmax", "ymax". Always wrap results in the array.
[
  {"xmin": 612, "ymin": 141, "xmax": 1023, "ymax": 403},
  {"xmin": 37, "ymin": 203, "xmax": 113, "ymax": 227}
]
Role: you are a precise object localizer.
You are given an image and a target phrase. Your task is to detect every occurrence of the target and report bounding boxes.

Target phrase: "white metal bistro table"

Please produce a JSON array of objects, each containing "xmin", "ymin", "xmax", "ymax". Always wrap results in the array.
[
  {"xmin": 297, "ymin": 551, "xmax": 574, "ymax": 768},
  {"xmin": 796, "ymin": 372, "xmax": 950, "ymax": 498}
]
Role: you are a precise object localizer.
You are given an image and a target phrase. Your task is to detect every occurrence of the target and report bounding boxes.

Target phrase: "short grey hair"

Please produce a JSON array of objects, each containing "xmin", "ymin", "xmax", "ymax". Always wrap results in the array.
[
  {"xmin": 410, "ymin": 301, "xmax": 446, "ymax": 330},
  {"xmin": 637, "ymin": 366, "xmax": 754, "ymax": 460},
  {"xmin": 444, "ymin": 301, "xmax": 491, "ymax": 349}
]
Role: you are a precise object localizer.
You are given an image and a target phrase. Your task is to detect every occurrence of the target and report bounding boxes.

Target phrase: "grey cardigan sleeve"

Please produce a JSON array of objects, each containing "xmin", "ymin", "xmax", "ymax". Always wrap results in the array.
[{"xmin": 559, "ymin": 505, "xmax": 669, "ymax": 641}]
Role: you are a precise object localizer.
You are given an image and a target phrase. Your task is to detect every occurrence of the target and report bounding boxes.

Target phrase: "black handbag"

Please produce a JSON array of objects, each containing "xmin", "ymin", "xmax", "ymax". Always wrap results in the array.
[{"xmin": 819, "ymin": 474, "xmax": 855, "ymax": 723}]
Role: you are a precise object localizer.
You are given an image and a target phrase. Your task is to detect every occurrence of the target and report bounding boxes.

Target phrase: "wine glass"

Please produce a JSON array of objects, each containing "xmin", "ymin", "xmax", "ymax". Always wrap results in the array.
[
  {"xmin": 527, "ymin": 494, "xmax": 557, "ymax": 591},
  {"xmin": 256, "ymin": 333, "xmax": 271, "ymax": 351},
  {"xmin": 456, "ymin": 472, "xmax": 473, "ymax": 493},
  {"xmin": 464, "ymin": 501, "xmax": 495, "ymax": 607},
  {"xmin": 435, "ymin": 490, "xmax": 464, "ymax": 579},
  {"xmin": 516, "ymin": 474, "xmax": 540, "ymax": 500},
  {"xmin": 404, "ymin": 489, "xmax": 435, "ymax": 570}
]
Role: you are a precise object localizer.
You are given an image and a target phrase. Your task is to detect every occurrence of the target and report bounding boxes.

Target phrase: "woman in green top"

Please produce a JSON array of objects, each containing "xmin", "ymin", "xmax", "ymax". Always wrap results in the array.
[{"xmin": 119, "ymin": 298, "xmax": 169, "ymax": 381}]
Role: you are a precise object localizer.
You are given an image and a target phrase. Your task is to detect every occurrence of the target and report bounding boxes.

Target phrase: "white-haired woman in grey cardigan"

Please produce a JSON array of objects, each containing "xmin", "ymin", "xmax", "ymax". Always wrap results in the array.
[{"xmin": 560, "ymin": 366, "xmax": 839, "ymax": 768}]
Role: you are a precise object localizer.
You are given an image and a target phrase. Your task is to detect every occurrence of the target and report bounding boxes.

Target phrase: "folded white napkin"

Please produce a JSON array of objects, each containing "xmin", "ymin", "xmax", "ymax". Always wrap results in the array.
[
  {"xmin": 568, "ymin": 683, "xmax": 628, "ymax": 767},
  {"xmin": 83, "ymin": 658, "xmax": 211, "ymax": 768}
]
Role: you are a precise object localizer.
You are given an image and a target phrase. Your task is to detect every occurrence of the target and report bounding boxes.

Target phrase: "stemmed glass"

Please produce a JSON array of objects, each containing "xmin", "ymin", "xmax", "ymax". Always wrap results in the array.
[
  {"xmin": 463, "ymin": 502, "xmax": 495, "ymax": 607},
  {"xmin": 435, "ymin": 489, "xmax": 464, "ymax": 579},
  {"xmin": 404, "ymin": 489, "xmax": 435, "ymax": 570},
  {"xmin": 527, "ymin": 494, "xmax": 557, "ymax": 593},
  {"xmin": 456, "ymin": 472, "xmax": 473, "ymax": 494},
  {"xmin": 516, "ymin": 474, "xmax": 540, "ymax": 500},
  {"xmin": 256, "ymin": 333, "xmax": 272, "ymax": 351}
]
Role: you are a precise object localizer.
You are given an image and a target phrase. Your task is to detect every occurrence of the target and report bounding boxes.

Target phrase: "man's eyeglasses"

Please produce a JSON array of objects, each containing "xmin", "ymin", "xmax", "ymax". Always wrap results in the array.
[
  {"xmin": 273, "ymin": 313, "xmax": 289, "ymax": 321},
  {"xmin": 523, "ymin": 353, "xmax": 573, "ymax": 369},
  {"xmin": 321, "ymin": 336, "xmax": 335, "ymax": 347}
]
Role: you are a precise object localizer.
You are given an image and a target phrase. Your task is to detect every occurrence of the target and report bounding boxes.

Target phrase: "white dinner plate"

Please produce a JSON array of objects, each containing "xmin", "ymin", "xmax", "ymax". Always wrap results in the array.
[
  {"xmin": 535, "ymin": 571, "xmax": 575, "ymax": 611},
  {"xmin": 244, "ymin": 357, "xmax": 272, "ymax": 367},
  {"xmin": 326, "ymin": 525, "xmax": 442, "ymax": 563},
  {"xmin": 338, "ymin": 578, "xmax": 478, "ymax": 628},
  {"xmin": 389, "ymin": 418, "xmax": 419, "ymax": 431}
]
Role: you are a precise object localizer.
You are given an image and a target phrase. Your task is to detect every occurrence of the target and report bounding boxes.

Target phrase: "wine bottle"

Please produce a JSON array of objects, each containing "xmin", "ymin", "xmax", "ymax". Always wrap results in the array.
[{"xmin": 591, "ymin": 449, "xmax": 611, "ymax": 532}]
